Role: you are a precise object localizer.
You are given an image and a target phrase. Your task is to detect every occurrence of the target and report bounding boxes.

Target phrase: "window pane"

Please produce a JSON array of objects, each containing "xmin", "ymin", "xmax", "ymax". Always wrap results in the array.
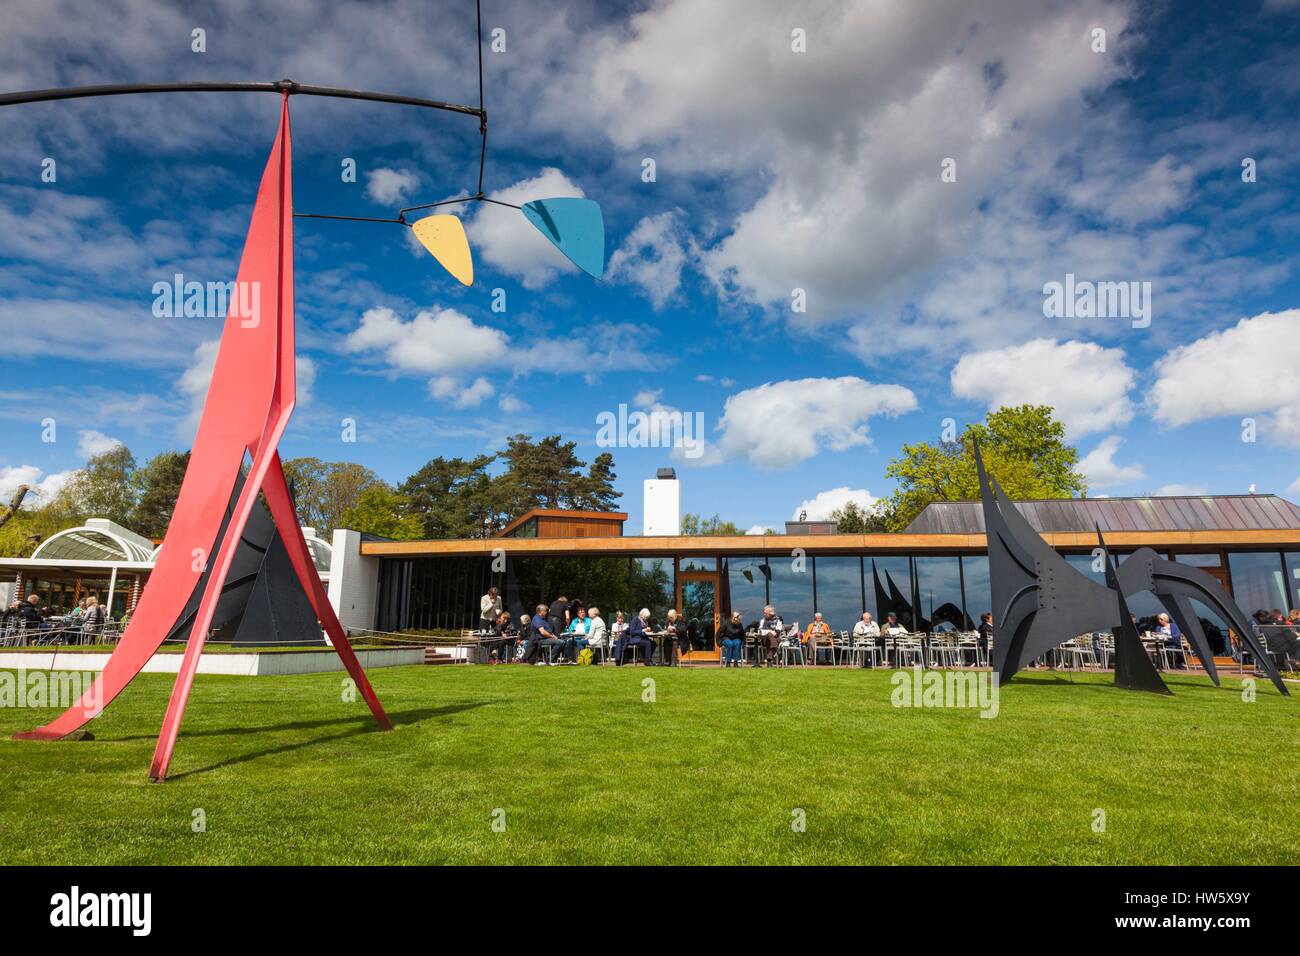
[
  {"xmin": 866, "ymin": 556, "xmax": 915, "ymax": 630},
  {"xmin": 1174, "ymin": 552, "xmax": 1222, "ymax": 568},
  {"xmin": 1284, "ymin": 553, "xmax": 1300, "ymax": 613},
  {"xmin": 914, "ymin": 556, "xmax": 966, "ymax": 631},
  {"xmin": 506, "ymin": 556, "xmax": 546, "ymax": 621},
  {"xmin": 1228, "ymin": 551, "xmax": 1287, "ymax": 617},
  {"xmin": 767, "ymin": 556, "xmax": 813, "ymax": 632},
  {"xmin": 630, "ymin": 557, "xmax": 674, "ymax": 625},
  {"xmin": 723, "ymin": 556, "xmax": 768, "ymax": 628},
  {"xmin": 544, "ymin": 557, "xmax": 587, "ymax": 611},
  {"xmin": 813, "ymin": 556, "xmax": 863, "ymax": 633},
  {"xmin": 586, "ymin": 558, "xmax": 630, "ymax": 620},
  {"xmin": 961, "ymin": 555, "xmax": 991, "ymax": 629},
  {"xmin": 679, "ymin": 556, "xmax": 717, "ymax": 572}
]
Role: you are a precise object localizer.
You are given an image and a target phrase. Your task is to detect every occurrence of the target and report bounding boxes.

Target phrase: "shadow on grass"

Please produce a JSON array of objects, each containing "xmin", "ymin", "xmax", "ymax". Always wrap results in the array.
[{"xmin": 163, "ymin": 701, "xmax": 502, "ymax": 780}]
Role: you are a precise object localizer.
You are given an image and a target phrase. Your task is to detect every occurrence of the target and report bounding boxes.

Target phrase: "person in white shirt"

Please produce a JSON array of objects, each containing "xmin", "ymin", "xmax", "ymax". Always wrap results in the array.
[
  {"xmin": 586, "ymin": 607, "xmax": 608, "ymax": 660},
  {"xmin": 479, "ymin": 587, "xmax": 501, "ymax": 632},
  {"xmin": 854, "ymin": 612, "xmax": 883, "ymax": 666}
]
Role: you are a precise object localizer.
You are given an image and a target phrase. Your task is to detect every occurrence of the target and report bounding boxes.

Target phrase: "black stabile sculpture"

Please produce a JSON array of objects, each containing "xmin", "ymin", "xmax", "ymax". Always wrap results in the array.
[
  {"xmin": 1114, "ymin": 547, "xmax": 1289, "ymax": 696},
  {"xmin": 975, "ymin": 440, "xmax": 1124, "ymax": 685},
  {"xmin": 161, "ymin": 471, "xmax": 325, "ymax": 648},
  {"xmin": 1097, "ymin": 529, "xmax": 1172, "ymax": 695}
]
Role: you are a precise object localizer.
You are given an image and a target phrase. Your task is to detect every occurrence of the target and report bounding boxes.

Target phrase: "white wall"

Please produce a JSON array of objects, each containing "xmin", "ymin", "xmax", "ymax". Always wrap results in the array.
[
  {"xmin": 643, "ymin": 478, "xmax": 681, "ymax": 536},
  {"xmin": 327, "ymin": 529, "xmax": 381, "ymax": 638}
]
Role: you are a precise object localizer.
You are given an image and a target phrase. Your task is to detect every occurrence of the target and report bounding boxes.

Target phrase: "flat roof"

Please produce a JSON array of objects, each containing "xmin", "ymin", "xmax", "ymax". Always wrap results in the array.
[
  {"xmin": 906, "ymin": 494, "xmax": 1300, "ymax": 535},
  {"xmin": 360, "ymin": 527, "xmax": 1300, "ymax": 558}
]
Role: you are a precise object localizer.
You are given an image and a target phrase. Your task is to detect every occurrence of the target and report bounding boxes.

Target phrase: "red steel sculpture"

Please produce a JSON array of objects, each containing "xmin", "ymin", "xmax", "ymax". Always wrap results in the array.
[{"xmin": 13, "ymin": 96, "xmax": 392, "ymax": 780}]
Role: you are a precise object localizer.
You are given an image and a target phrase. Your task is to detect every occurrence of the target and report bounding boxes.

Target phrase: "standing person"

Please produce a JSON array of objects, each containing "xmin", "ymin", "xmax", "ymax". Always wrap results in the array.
[
  {"xmin": 479, "ymin": 586, "xmax": 502, "ymax": 633},
  {"xmin": 81, "ymin": 596, "xmax": 105, "ymax": 641},
  {"xmin": 719, "ymin": 611, "xmax": 745, "ymax": 668},
  {"xmin": 547, "ymin": 595, "xmax": 570, "ymax": 658},
  {"xmin": 977, "ymin": 612, "xmax": 994, "ymax": 664},
  {"xmin": 756, "ymin": 605, "xmax": 784, "ymax": 667}
]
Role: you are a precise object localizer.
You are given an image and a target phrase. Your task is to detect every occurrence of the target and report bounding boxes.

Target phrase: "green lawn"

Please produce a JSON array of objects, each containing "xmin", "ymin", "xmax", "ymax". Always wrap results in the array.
[{"xmin": 0, "ymin": 664, "xmax": 1295, "ymax": 864}]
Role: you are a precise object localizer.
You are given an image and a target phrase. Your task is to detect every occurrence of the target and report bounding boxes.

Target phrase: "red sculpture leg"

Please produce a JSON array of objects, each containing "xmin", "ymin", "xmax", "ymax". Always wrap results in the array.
[
  {"xmin": 13, "ymin": 100, "xmax": 292, "ymax": 743},
  {"xmin": 262, "ymin": 452, "xmax": 391, "ymax": 729}
]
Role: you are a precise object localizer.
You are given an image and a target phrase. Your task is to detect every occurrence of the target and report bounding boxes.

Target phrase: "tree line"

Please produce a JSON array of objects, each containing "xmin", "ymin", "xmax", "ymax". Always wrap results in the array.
[{"xmin": 0, "ymin": 434, "xmax": 620, "ymax": 556}]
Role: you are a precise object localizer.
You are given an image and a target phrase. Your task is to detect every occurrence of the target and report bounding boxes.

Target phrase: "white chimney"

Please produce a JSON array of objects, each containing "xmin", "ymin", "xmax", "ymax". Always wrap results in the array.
[{"xmin": 643, "ymin": 468, "xmax": 680, "ymax": 536}]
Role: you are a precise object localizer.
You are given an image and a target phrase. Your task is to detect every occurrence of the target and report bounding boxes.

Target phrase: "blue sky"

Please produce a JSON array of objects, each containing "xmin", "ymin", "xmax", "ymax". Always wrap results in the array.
[{"xmin": 1, "ymin": 0, "xmax": 1299, "ymax": 534}]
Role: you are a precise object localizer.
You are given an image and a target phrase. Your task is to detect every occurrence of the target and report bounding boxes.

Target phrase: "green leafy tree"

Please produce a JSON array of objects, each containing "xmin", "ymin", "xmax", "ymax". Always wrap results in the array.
[
  {"xmin": 575, "ymin": 451, "xmax": 620, "ymax": 512},
  {"xmin": 828, "ymin": 500, "xmax": 888, "ymax": 533},
  {"xmin": 877, "ymin": 405, "xmax": 1086, "ymax": 531},
  {"xmin": 282, "ymin": 457, "xmax": 379, "ymax": 534},
  {"xmin": 681, "ymin": 512, "xmax": 743, "ymax": 536},
  {"xmin": 340, "ymin": 483, "xmax": 424, "ymax": 539},
  {"xmin": 66, "ymin": 444, "xmax": 136, "ymax": 525},
  {"xmin": 398, "ymin": 454, "xmax": 498, "ymax": 539},
  {"xmin": 129, "ymin": 450, "xmax": 190, "ymax": 538}
]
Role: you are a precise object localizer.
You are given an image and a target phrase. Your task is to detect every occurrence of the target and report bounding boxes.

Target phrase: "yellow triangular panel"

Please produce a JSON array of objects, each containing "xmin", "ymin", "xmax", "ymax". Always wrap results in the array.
[{"xmin": 412, "ymin": 215, "xmax": 473, "ymax": 286}]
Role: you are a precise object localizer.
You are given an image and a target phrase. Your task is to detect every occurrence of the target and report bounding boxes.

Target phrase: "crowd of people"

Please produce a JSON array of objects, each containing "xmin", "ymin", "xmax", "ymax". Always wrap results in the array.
[
  {"xmin": 1, "ymin": 593, "xmax": 111, "ymax": 643},
  {"xmin": 473, "ymin": 586, "xmax": 996, "ymax": 667}
]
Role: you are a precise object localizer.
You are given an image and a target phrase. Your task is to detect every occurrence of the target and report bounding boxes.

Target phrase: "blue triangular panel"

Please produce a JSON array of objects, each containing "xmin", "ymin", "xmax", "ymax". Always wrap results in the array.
[{"xmin": 522, "ymin": 197, "xmax": 605, "ymax": 278}]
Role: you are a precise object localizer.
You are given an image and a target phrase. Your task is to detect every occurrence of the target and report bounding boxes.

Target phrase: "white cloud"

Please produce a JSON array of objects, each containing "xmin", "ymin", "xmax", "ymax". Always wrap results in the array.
[
  {"xmin": 498, "ymin": 394, "xmax": 527, "ymax": 414},
  {"xmin": 176, "ymin": 339, "xmax": 316, "ymax": 436},
  {"xmin": 77, "ymin": 429, "xmax": 122, "ymax": 459},
  {"xmin": 1155, "ymin": 483, "xmax": 1208, "ymax": 496},
  {"xmin": 632, "ymin": 388, "xmax": 662, "ymax": 407},
  {"xmin": 793, "ymin": 487, "xmax": 878, "ymax": 522},
  {"xmin": 345, "ymin": 306, "xmax": 508, "ymax": 377},
  {"xmin": 745, "ymin": 524, "xmax": 774, "ymax": 535},
  {"xmin": 1151, "ymin": 310, "xmax": 1300, "ymax": 445},
  {"xmin": 608, "ymin": 211, "xmax": 692, "ymax": 309},
  {"xmin": 951, "ymin": 338, "xmax": 1135, "ymax": 438},
  {"xmin": 430, "ymin": 375, "xmax": 495, "ymax": 409},
  {"xmin": 1079, "ymin": 435, "xmax": 1145, "ymax": 489},
  {"xmin": 463, "ymin": 168, "xmax": 585, "ymax": 289},
  {"xmin": 366, "ymin": 168, "xmax": 420, "ymax": 205},
  {"xmin": 0, "ymin": 464, "xmax": 76, "ymax": 502},
  {"xmin": 717, "ymin": 377, "xmax": 917, "ymax": 469}
]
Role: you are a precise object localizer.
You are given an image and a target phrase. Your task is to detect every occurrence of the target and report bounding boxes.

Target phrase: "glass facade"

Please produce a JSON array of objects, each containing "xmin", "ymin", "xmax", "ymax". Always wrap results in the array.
[
  {"xmin": 766, "ymin": 554, "xmax": 814, "ymax": 631},
  {"xmin": 812, "ymin": 556, "xmax": 864, "ymax": 633},
  {"xmin": 372, "ymin": 547, "xmax": 1300, "ymax": 639},
  {"xmin": 914, "ymin": 556, "xmax": 966, "ymax": 631},
  {"xmin": 961, "ymin": 555, "xmax": 991, "ymax": 626},
  {"xmin": 723, "ymin": 556, "xmax": 769, "ymax": 627},
  {"xmin": 1228, "ymin": 551, "xmax": 1288, "ymax": 617}
]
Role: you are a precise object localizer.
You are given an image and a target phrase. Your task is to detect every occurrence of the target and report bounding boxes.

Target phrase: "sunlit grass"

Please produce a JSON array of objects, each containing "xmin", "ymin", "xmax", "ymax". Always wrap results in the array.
[{"xmin": 0, "ymin": 665, "xmax": 1294, "ymax": 864}]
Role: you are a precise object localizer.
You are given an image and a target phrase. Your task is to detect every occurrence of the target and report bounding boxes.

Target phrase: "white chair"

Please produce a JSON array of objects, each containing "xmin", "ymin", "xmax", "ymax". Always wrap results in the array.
[{"xmin": 895, "ymin": 633, "xmax": 925, "ymax": 667}]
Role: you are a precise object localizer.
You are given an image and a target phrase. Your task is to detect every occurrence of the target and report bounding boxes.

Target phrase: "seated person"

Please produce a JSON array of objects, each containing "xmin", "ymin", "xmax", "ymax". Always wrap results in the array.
[
  {"xmin": 719, "ymin": 611, "xmax": 745, "ymax": 668},
  {"xmin": 522, "ymin": 604, "xmax": 564, "ymax": 665},
  {"xmin": 611, "ymin": 610, "xmax": 629, "ymax": 645},
  {"xmin": 615, "ymin": 608, "xmax": 657, "ymax": 665},
  {"xmin": 664, "ymin": 609, "xmax": 689, "ymax": 663},
  {"xmin": 566, "ymin": 607, "xmax": 592, "ymax": 659},
  {"xmin": 1154, "ymin": 612, "xmax": 1185, "ymax": 668},
  {"xmin": 883, "ymin": 612, "xmax": 907, "ymax": 637},
  {"xmin": 585, "ymin": 607, "xmax": 608, "ymax": 659},
  {"xmin": 489, "ymin": 610, "xmax": 517, "ymax": 663},
  {"xmin": 804, "ymin": 612, "xmax": 834, "ymax": 664},
  {"xmin": 755, "ymin": 605, "xmax": 784, "ymax": 667}
]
